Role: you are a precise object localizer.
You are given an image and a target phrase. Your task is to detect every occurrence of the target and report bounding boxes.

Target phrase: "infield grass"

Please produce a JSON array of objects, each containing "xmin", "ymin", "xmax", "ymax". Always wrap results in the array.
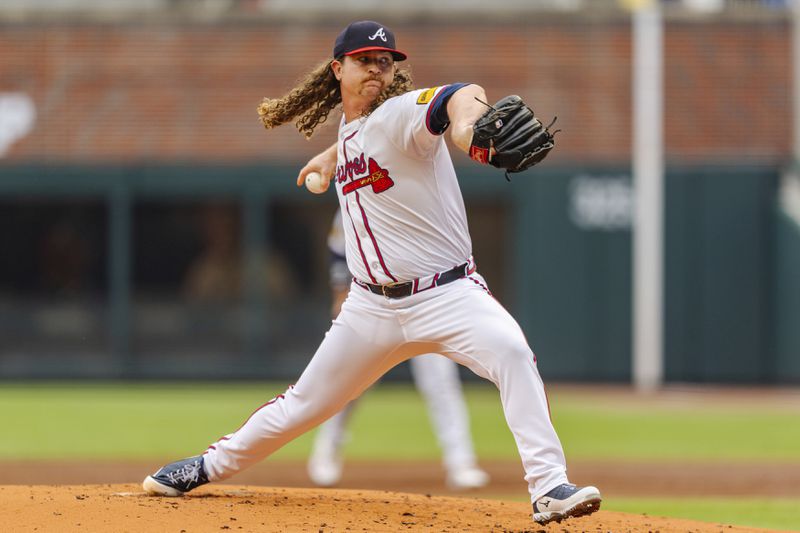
[{"xmin": 0, "ymin": 381, "xmax": 798, "ymax": 461}]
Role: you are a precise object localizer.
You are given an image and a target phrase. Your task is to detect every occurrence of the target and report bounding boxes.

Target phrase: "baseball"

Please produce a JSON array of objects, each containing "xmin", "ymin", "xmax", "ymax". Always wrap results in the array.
[{"xmin": 305, "ymin": 171, "xmax": 327, "ymax": 194}]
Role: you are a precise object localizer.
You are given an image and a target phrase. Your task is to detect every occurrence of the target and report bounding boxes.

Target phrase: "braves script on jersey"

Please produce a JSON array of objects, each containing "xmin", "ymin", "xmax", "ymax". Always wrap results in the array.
[{"xmin": 335, "ymin": 86, "xmax": 472, "ymax": 284}]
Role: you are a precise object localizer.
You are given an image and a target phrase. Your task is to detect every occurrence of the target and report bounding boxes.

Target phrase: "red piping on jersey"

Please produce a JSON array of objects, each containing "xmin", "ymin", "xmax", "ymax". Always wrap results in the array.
[
  {"xmin": 425, "ymin": 85, "xmax": 448, "ymax": 136},
  {"xmin": 412, "ymin": 272, "xmax": 440, "ymax": 294},
  {"xmin": 467, "ymin": 275, "xmax": 492, "ymax": 296},
  {"xmin": 341, "ymin": 129, "xmax": 360, "ymax": 184},
  {"xmin": 354, "ymin": 190, "xmax": 398, "ymax": 282},
  {"xmin": 341, "ymin": 129, "xmax": 378, "ymax": 284},
  {"xmin": 342, "ymin": 129, "xmax": 359, "ymax": 148},
  {"xmin": 466, "ymin": 272, "xmax": 535, "ymax": 365},
  {"xmin": 345, "ymin": 200, "xmax": 378, "ymax": 284},
  {"xmin": 206, "ymin": 387, "xmax": 293, "ymax": 451},
  {"xmin": 238, "ymin": 393, "xmax": 284, "ymax": 429}
]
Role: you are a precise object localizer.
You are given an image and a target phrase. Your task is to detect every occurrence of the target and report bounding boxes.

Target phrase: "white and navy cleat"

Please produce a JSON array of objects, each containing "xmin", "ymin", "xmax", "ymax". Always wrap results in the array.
[
  {"xmin": 533, "ymin": 483, "xmax": 601, "ymax": 524},
  {"xmin": 142, "ymin": 455, "xmax": 209, "ymax": 496}
]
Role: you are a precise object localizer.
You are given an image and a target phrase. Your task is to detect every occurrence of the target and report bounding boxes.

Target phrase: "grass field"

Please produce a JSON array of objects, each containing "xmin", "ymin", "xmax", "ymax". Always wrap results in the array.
[
  {"xmin": 1, "ymin": 381, "xmax": 798, "ymax": 530},
  {"xmin": 606, "ymin": 497, "xmax": 800, "ymax": 532}
]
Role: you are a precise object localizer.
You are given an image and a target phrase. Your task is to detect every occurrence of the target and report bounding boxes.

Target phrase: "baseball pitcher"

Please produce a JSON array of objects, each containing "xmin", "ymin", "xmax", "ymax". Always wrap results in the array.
[{"xmin": 143, "ymin": 20, "xmax": 601, "ymax": 526}]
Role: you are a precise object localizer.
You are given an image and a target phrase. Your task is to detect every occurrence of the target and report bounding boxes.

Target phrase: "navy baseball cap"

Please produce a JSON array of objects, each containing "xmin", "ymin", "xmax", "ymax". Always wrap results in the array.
[{"xmin": 333, "ymin": 21, "xmax": 407, "ymax": 61}]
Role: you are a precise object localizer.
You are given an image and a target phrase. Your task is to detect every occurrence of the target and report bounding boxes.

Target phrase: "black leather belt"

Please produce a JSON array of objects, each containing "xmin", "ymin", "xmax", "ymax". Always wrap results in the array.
[{"xmin": 363, "ymin": 262, "xmax": 470, "ymax": 299}]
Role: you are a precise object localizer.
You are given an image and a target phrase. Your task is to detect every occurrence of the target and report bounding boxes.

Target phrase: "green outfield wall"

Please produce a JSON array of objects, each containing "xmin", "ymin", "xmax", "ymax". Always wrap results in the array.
[{"xmin": 0, "ymin": 164, "xmax": 787, "ymax": 383}]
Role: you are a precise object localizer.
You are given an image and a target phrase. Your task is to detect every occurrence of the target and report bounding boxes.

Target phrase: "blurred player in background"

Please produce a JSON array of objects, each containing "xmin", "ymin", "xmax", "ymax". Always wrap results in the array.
[{"xmin": 308, "ymin": 208, "xmax": 490, "ymax": 490}]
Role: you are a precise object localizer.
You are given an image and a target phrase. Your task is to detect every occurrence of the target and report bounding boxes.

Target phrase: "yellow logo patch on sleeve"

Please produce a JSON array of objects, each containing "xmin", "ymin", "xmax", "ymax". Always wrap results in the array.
[{"xmin": 416, "ymin": 87, "xmax": 439, "ymax": 105}]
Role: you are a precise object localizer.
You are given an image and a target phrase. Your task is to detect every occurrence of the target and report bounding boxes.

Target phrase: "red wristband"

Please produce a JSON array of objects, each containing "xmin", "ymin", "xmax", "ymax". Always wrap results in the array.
[{"xmin": 469, "ymin": 145, "xmax": 490, "ymax": 164}]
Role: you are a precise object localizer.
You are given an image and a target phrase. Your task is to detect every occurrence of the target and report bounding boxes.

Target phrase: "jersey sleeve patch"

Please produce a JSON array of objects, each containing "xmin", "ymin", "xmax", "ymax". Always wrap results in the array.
[
  {"xmin": 416, "ymin": 87, "xmax": 439, "ymax": 105},
  {"xmin": 425, "ymin": 83, "xmax": 470, "ymax": 136}
]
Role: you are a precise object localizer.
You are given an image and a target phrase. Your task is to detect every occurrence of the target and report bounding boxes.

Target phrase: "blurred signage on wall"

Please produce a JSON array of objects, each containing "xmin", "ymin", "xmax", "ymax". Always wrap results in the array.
[{"xmin": 569, "ymin": 174, "xmax": 633, "ymax": 231}]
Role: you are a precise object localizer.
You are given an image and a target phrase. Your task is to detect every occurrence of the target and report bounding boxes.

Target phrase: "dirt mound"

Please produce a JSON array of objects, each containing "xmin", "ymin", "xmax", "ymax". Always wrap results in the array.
[
  {"xmin": 6, "ymin": 459, "xmax": 800, "ymax": 497},
  {"xmin": 0, "ymin": 484, "xmax": 776, "ymax": 532}
]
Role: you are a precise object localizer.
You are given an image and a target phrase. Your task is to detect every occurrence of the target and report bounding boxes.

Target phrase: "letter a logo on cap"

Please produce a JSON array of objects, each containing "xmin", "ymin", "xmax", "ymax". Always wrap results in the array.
[
  {"xmin": 333, "ymin": 21, "xmax": 407, "ymax": 61},
  {"xmin": 368, "ymin": 28, "xmax": 387, "ymax": 42}
]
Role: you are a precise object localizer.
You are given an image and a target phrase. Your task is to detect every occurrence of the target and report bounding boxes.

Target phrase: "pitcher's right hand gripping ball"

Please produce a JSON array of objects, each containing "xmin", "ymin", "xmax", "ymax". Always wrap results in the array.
[{"xmin": 470, "ymin": 95, "xmax": 557, "ymax": 176}]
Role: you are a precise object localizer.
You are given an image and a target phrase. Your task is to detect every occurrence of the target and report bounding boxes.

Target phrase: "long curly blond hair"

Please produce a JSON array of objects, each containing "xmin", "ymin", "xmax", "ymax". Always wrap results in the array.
[{"xmin": 257, "ymin": 59, "xmax": 414, "ymax": 139}]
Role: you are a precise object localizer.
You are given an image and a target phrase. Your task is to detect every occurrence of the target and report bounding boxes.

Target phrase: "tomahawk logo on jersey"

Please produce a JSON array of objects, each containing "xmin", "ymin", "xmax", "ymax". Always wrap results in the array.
[{"xmin": 341, "ymin": 157, "xmax": 394, "ymax": 195}]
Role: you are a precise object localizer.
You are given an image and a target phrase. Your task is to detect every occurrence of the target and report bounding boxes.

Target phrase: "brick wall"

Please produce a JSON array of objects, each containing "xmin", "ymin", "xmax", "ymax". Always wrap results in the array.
[{"xmin": 0, "ymin": 18, "xmax": 791, "ymax": 165}]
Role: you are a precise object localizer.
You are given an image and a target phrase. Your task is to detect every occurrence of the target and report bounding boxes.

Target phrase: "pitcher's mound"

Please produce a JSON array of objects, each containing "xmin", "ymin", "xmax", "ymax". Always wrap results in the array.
[{"xmin": 0, "ymin": 484, "xmax": 772, "ymax": 532}]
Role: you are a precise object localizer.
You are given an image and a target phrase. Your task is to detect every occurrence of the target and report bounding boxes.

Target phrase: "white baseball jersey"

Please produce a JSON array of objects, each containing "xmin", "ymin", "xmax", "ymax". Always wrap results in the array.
[{"xmin": 334, "ymin": 86, "xmax": 472, "ymax": 284}]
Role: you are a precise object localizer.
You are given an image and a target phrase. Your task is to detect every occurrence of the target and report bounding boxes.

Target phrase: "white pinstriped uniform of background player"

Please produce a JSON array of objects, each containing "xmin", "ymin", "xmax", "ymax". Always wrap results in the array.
[
  {"xmin": 307, "ymin": 208, "xmax": 489, "ymax": 490},
  {"xmin": 143, "ymin": 20, "xmax": 601, "ymax": 525}
]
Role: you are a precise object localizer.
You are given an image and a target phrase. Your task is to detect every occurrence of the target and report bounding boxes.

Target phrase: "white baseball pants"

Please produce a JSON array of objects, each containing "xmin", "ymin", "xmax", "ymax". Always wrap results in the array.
[
  {"xmin": 202, "ymin": 273, "xmax": 569, "ymax": 501},
  {"xmin": 311, "ymin": 352, "xmax": 480, "ymax": 474}
]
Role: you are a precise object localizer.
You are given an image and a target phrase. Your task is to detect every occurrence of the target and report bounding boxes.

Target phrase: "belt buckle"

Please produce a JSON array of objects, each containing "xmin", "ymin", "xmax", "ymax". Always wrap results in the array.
[{"xmin": 381, "ymin": 281, "xmax": 403, "ymax": 298}]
